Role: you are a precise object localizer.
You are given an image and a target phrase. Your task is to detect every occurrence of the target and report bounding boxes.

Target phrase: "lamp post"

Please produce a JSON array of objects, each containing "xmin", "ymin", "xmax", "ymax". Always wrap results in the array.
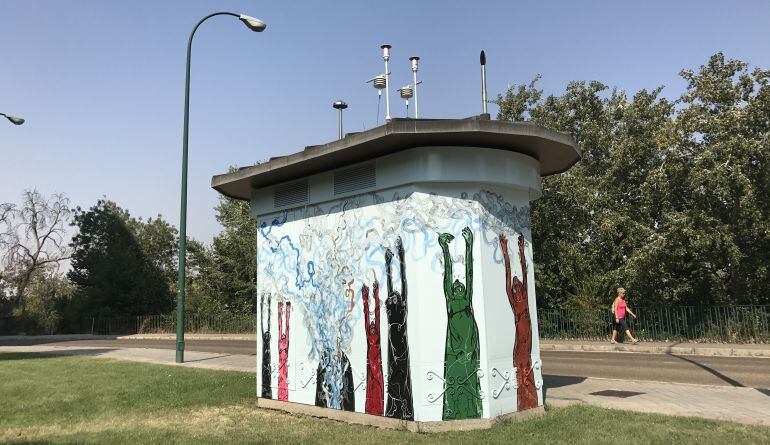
[
  {"xmin": 1, "ymin": 113, "xmax": 25, "ymax": 125},
  {"xmin": 332, "ymin": 100, "xmax": 347, "ymax": 140},
  {"xmin": 176, "ymin": 12, "xmax": 266, "ymax": 364}
]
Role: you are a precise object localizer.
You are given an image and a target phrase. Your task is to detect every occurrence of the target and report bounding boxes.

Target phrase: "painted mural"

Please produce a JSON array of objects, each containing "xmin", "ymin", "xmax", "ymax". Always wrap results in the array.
[
  {"xmin": 438, "ymin": 228, "xmax": 482, "ymax": 420},
  {"xmin": 362, "ymin": 282, "xmax": 384, "ymax": 416},
  {"xmin": 260, "ymin": 293, "xmax": 272, "ymax": 399},
  {"xmin": 499, "ymin": 234, "xmax": 538, "ymax": 411},
  {"xmin": 384, "ymin": 238, "xmax": 414, "ymax": 420},
  {"xmin": 315, "ymin": 277, "xmax": 357, "ymax": 411},
  {"xmin": 255, "ymin": 188, "xmax": 543, "ymax": 422},
  {"xmin": 277, "ymin": 301, "xmax": 291, "ymax": 401},
  {"xmin": 315, "ymin": 352, "xmax": 355, "ymax": 410}
]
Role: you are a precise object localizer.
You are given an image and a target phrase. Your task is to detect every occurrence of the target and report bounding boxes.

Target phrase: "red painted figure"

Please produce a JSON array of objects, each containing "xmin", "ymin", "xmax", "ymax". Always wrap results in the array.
[
  {"xmin": 499, "ymin": 234, "xmax": 538, "ymax": 411},
  {"xmin": 277, "ymin": 301, "xmax": 291, "ymax": 401},
  {"xmin": 362, "ymin": 282, "xmax": 384, "ymax": 416}
]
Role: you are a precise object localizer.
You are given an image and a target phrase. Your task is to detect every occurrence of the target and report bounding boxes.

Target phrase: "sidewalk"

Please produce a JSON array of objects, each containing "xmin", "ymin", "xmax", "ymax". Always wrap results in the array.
[
  {"xmin": 546, "ymin": 375, "xmax": 770, "ymax": 426},
  {"xmin": 0, "ymin": 344, "xmax": 254, "ymax": 373},
  {"xmin": 3, "ymin": 334, "xmax": 770, "ymax": 357},
  {"xmin": 540, "ymin": 339, "xmax": 770, "ymax": 358},
  {"xmin": 2, "ymin": 344, "xmax": 768, "ymax": 427}
]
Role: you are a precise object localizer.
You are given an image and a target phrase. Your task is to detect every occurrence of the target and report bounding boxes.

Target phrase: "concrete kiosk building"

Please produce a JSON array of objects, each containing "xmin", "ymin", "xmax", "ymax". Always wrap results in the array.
[{"xmin": 212, "ymin": 115, "xmax": 580, "ymax": 430}]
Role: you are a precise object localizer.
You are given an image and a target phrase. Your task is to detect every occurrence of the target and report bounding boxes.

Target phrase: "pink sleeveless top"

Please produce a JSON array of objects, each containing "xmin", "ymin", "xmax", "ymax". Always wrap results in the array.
[{"xmin": 616, "ymin": 299, "xmax": 627, "ymax": 319}]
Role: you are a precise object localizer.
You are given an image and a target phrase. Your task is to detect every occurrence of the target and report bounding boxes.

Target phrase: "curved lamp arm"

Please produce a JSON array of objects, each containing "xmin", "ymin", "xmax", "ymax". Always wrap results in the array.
[{"xmin": 176, "ymin": 11, "xmax": 266, "ymax": 364}]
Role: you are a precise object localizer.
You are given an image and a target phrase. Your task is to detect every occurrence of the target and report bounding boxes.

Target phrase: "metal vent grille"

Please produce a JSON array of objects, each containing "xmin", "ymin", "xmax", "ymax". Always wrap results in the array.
[
  {"xmin": 334, "ymin": 163, "xmax": 376, "ymax": 195},
  {"xmin": 274, "ymin": 180, "xmax": 308, "ymax": 208}
]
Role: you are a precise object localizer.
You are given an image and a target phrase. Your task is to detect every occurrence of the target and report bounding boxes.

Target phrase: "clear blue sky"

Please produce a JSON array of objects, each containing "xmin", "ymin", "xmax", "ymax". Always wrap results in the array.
[{"xmin": 1, "ymin": 0, "xmax": 768, "ymax": 243}]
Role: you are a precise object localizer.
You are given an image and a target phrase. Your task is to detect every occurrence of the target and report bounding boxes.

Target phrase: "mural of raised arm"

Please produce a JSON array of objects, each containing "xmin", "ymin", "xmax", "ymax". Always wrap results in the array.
[
  {"xmin": 384, "ymin": 237, "xmax": 414, "ymax": 420},
  {"xmin": 260, "ymin": 293, "xmax": 272, "ymax": 399},
  {"xmin": 362, "ymin": 282, "xmax": 384, "ymax": 416},
  {"xmin": 499, "ymin": 233, "xmax": 537, "ymax": 411},
  {"xmin": 277, "ymin": 301, "xmax": 291, "ymax": 401},
  {"xmin": 437, "ymin": 227, "xmax": 482, "ymax": 420},
  {"xmin": 339, "ymin": 280, "xmax": 356, "ymax": 412}
]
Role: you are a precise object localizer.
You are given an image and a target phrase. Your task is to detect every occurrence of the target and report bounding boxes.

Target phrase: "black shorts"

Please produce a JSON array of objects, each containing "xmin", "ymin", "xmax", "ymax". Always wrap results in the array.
[{"xmin": 615, "ymin": 318, "xmax": 629, "ymax": 332}]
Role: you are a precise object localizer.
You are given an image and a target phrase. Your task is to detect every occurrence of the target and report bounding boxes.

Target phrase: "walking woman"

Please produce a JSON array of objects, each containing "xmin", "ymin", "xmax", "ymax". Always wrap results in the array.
[{"xmin": 611, "ymin": 288, "xmax": 639, "ymax": 344}]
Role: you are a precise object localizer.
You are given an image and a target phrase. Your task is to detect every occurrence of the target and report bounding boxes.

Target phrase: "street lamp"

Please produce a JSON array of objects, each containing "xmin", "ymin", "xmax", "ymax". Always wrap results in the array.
[
  {"xmin": 176, "ymin": 12, "xmax": 266, "ymax": 364},
  {"xmin": 332, "ymin": 100, "xmax": 347, "ymax": 140},
  {"xmin": 1, "ymin": 113, "xmax": 25, "ymax": 125}
]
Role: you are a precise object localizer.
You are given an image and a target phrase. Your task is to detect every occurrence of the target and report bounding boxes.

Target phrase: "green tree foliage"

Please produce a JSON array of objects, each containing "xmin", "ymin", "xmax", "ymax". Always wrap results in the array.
[
  {"xmin": 189, "ymin": 190, "xmax": 257, "ymax": 316},
  {"xmin": 496, "ymin": 53, "xmax": 770, "ymax": 307},
  {"xmin": 23, "ymin": 270, "xmax": 76, "ymax": 334},
  {"xmin": 66, "ymin": 200, "xmax": 177, "ymax": 319}
]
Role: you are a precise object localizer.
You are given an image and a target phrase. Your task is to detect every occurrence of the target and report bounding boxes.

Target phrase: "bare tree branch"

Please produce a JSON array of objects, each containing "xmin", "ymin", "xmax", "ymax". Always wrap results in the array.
[{"xmin": 0, "ymin": 190, "xmax": 72, "ymax": 307}]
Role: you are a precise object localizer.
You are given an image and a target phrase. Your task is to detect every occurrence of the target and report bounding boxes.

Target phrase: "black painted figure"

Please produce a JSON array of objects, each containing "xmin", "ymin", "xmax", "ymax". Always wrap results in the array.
[
  {"xmin": 314, "ymin": 352, "xmax": 355, "ymax": 411},
  {"xmin": 260, "ymin": 293, "xmax": 272, "ymax": 399},
  {"xmin": 384, "ymin": 237, "xmax": 414, "ymax": 420},
  {"xmin": 314, "ymin": 357, "xmax": 326, "ymax": 408},
  {"xmin": 341, "ymin": 353, "xmax": 355, "ymax": 411}
]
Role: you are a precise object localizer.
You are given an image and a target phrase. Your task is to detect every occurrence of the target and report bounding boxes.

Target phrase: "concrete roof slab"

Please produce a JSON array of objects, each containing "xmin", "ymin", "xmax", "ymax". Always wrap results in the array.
[{"xmin": 211, "ymin": 116, "xmax": 580, "ymax": 200}]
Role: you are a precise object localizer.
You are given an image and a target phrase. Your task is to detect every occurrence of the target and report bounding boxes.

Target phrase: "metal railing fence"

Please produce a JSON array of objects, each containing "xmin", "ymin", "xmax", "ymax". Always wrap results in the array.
[
  {"xmin": 537, "ymin": 305, "xmax": 770, "ymax": 343},
  {"xmin": 89, "ymin": 313, "xmax": 255, "ymax": 336},
  {"xmin": 3, "ymin": 306, "xmax": 769, "ymax": 343}
]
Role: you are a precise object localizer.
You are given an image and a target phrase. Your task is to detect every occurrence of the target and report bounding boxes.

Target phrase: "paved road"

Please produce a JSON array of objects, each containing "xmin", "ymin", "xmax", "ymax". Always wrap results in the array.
[
  {"xmin": 3, "ymin": 338, "xmax": 769, "ymax": 389},
  {"xmin": 542, "ymin": 350, "xmax": 770, "ymax": 389}
]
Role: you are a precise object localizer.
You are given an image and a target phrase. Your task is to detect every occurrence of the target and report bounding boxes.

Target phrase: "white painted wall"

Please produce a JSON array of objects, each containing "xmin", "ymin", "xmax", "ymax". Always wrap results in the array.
[{"xmin": 255, "ymin": 184, "xmax": 543, "ymax": 422}]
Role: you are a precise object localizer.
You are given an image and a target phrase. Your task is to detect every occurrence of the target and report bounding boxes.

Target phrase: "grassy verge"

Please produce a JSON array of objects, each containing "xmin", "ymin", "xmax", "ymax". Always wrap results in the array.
[{"xmin": 1, "ymin": 352, "xmax": 768, "ymax": 444}]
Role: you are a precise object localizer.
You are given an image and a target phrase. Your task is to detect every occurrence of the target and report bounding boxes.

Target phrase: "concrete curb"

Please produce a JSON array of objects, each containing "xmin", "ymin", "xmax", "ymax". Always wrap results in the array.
[
  {"xmin": 539, "ymin": 342, "xmax": 770, "ymax": 358},
  {"xmin": 3, "ymin": 335, "xmax": 768, "ymax": 358},
  {"xmin": 116, "ymin": 334, "xmax": 256, "ymax": 341},
  {"xmin": 255, "ymin": 398, "xmax": 545, "ymax": 432}
]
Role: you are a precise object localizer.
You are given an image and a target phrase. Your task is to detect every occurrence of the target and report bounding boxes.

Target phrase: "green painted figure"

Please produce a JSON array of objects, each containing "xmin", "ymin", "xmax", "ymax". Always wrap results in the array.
[{"xmin": 437, "ymin": 227, "xmax": 482, "ymax": 420}]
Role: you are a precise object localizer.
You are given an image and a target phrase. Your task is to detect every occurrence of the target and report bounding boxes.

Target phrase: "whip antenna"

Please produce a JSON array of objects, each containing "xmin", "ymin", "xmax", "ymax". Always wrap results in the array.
[{"xmin": 480, "ymin": 50, "xmax": 488, "ymax": 115}]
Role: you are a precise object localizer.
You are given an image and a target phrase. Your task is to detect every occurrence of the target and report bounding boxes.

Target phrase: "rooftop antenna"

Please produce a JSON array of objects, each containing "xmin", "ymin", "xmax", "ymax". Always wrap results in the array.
[
  {"xmin": 366, "ymin": 74, "xmax": 387, "ymax": 125},
  {"xmin": 381, "ymin": 44, "xmax": 392, "ymax": 121},
  {"xmin": 409, "ymin": 56, "xmax": 420, "ymax": 118},
  {"xmin": 480, "ymin": 50, "xmax": 489, "ymax": 115},
  {"xmin": 480, "ymin": 50, "xmax": 488, "ymax": 116},
  {"xmin": 399, "ymin": 85, "xmax": 413, "ymax": 117},
  {"xmin": 332, "ymin": 100, "xmax": 348, "ymax": 140}
]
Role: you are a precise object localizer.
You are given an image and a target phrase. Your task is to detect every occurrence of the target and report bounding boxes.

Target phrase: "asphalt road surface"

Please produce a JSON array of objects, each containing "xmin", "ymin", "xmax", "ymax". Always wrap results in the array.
[{"xmin": 3, "ymin": 338, "xmax": 769, "ymax": 389}]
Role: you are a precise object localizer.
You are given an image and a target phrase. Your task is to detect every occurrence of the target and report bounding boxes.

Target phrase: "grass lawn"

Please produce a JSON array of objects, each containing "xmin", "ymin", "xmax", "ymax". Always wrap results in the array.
[{"xmin": 1, "ymin": 353, "xmax": 769, "ymax": 444}]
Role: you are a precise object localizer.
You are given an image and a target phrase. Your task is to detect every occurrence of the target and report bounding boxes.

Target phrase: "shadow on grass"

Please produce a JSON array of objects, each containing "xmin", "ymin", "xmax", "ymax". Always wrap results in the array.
[{"xmin": 0, "ymin": 349, "xmax": 118, "ymax": 361}]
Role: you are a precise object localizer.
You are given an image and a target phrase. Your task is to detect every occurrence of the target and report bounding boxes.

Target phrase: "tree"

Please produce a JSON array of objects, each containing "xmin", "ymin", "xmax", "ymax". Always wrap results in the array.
[
  {"xmin": 67, "ymin": 200, "xmax": 176, "ymax": 319},
  {"xmin": 23, "ymin": 269, "xmax": 76, "ymax": 334},
  {"xmin": 495, "ymin": 52, "xmax": 769, "ymax": 308},
  {"xmin": 650, "ymin": 53, "xmax": 770, "ymax": 305},
  {"xmin": 192, "ymin": 181, "xmax": 258, "ymax": 315},
  {"xmin": 0, "ymin": 190, "xmax": 72, "ymax": 310}
]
